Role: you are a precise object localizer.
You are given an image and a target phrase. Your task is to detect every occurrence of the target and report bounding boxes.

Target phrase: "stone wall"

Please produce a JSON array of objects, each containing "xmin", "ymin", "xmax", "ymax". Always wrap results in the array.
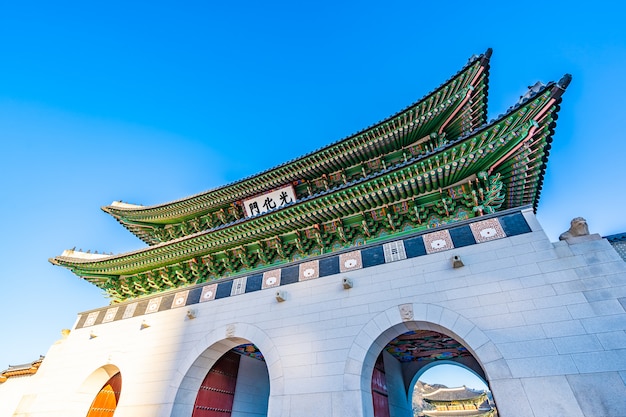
[{"xmin": 3, "ymin": 208, "xmax": 626, "ymax": 417}]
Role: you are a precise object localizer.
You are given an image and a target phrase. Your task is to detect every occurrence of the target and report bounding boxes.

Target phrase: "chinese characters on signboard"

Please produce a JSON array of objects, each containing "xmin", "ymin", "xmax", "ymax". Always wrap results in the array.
[{"xmin": 243, "ymin": 185, "xmax": 297, "ymax": 218}]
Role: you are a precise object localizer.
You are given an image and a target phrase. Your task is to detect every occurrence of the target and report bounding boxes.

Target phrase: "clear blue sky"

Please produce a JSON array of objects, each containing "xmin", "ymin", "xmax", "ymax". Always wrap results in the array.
[
  {"xmin": 1, "ymin": 1, "xmax": 625, "ymax": 384},
  {"xmin": 419, "ymin": 364, "xmax": 488, "ymax": 390}
]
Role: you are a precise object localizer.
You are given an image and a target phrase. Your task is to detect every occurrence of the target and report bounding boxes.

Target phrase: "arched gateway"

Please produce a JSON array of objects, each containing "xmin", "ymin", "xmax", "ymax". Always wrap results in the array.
[
  {"xmin": 345, "ymin": 304, "xmax": 498, "ymax": 417},
  {"xmin": 171, "ymin": 323, "xmax": 280, "ymax": 417},
  {"xmin": 85, "ymin": 372, "xmax": 122, "ymax": 417},
  {"xmin": 5, "ymin": 49, "xmax": 623, "ymax": 417}
]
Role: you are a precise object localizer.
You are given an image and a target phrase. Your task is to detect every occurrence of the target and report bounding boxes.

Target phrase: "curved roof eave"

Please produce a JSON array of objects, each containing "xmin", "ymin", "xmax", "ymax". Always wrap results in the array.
[
  {"xmin": 51, "ymin": 73, "xmax": 572, "ymax": 278},
  {"xmin": 102, "ymin": 50, "xmax": 492, "ymax": 223}
]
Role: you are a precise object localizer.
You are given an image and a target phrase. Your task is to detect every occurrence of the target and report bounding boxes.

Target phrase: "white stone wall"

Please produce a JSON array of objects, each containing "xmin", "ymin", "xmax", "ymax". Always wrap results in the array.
[
  {"xmin": 382, "ymin": 351, "xmax": 411, "ymax": 417},
  {"xmin": 5, "ymin": 211, "xmax": 626, "ymax": 417},
  {"xmin": 232, "ymin": 354, "xmax": 270, "ymax": 417},
  {"xmin": 0, "ymin": 374, "xmax": 39, "ymax": 417}
]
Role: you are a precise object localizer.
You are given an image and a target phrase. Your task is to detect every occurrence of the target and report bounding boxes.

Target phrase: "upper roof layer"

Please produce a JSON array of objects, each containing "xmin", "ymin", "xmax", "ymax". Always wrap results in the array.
[
  {"xmin": 50, "ymin": 69, "xmax": 570, "ymax": 300},
  {"xmin": 103, "ymin": 50, "xmax": 493, "ymax": 245}
]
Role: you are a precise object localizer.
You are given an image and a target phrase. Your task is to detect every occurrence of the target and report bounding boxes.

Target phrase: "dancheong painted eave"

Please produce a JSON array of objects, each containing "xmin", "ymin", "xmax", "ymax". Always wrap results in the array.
[
  {"xmin": 102, "ymin": 49, "xmax": 493, "ymax": 245},
  {"xmin": 49, "ymin": 72, "xmax": 570, "ymax": 301}
]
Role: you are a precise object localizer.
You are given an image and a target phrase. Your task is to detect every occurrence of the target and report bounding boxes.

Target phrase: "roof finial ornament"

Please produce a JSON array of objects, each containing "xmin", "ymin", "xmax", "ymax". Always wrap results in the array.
[{"xmin": 557, "ymin": 73, "xmax": 573, "ymax": 90}]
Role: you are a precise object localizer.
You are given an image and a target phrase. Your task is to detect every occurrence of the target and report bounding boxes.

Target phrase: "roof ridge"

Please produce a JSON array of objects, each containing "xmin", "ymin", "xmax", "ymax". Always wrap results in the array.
[{"xmin": 102, "ymin": 50, "xmax": 492, "ymax": 216}]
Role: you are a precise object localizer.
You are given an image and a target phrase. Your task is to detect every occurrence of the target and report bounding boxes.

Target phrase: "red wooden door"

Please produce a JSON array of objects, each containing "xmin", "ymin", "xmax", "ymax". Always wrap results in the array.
[
  {"xmin": 371, "ymin": 354, "xmax": 390, "ymax": 417},
  {"xmin": 86, "ymin": 372, "xmax": 122, "ymax": 417},
  {"xmin": 192, "ymin": 351, "xmax": 241, "ymax": 417}
]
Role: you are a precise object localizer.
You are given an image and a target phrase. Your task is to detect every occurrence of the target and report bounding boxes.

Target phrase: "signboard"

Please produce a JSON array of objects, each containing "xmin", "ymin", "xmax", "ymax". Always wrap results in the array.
[{"xmin": 243, "ymin": 185, "xmax": 297, "ymax": 218}]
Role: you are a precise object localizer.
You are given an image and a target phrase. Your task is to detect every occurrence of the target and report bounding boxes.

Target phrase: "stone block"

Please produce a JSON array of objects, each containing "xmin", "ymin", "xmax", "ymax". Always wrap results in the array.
[
  {"xmin": 472, "ymin": 312, "xmax": 526, "ymax": 331},
  {"xmin": 508, "ymin": 231, "xmax": 547, "ymax": 246},
  {"xmin": 484, "ymin": 324, "xmax": 546, "ymax": 343},
  {"xmin": 478, "ymin": 291, "xmax": 513, "ymax": 307},
  {"xmin": 508, "ymin": 285, "xmax": 556, "ymax": 302},
  {"xmin": 506, "ymin": 299, "xmax": 535, "ymax": 312},
  {"xmin": 531, "ymin": 237, "xmax": 557, "ymax": 251},
  {"xmin": 458, "ymin": 302, "xmax": 510, "ymax": 320},
  {"xmin": 499, "ymin": 278, "xmax": 523, "ymax": 291},
  {"xmin": 439, "ymin": 296, "xmax": 481, "ymax": 312},
  {"xmin": 332, "ymin": 390, "xmax": 363, "ymax": 417},
  {"xmin": 474, "ymin": 341, "xmax": 504, "ymax": 364},
  {"xmin": 567, "ymin": 372, "xmax": 626, "ymax": 417},
  {"xmin": 541, "ymin": 319, "xmax": 587, "ymax": 338},
  {"xmin": 523, "ymin": 306, "xmax": 572, "ymax": 325},
  {"xmin": 462, "ymin": 269, "xmax": 508, "ymax": 286},
  {"xmin": 582, "ymin": 247, "xmax": 624, "ymax": 264},
  {"xmin": 498, "ymin": 339, "xmax": 557, "ymax": 359},
  {"xmin": 489, "ymin": 378, "xmax": 534, "ymax": 417},
  {"xmin": 281, "ymin": 352, "xmax": 316, "ymax": 368},
  {"xmin": 396, "ymin": 281, "xmax": 437, "ymax": 298},
  {"xmin": 571, "ymin": 349, "xmax": 626, "ymax": 373},
  {"xmin": 568, "ymin": 299, "xmax": 625, "ymax": 319},
  {"xmin": 581, "ymin": 313, "xmax": 626, "ymax": 333},
  {"xmin": 482, "ymin": 358, "xmax": 512, "ymax": 380},
  {"xmin": 433, "ymin": 275, "xmax": 469, "ymax": 292},
  {"xmin": 445, "ymin": 282, "xmax": 503, "ymax": 300},
  {"xmin": 507, "ymin": 354, "xmax": 578, "ymax": 377},
  {"xmin": 607, "ymin": 272, "xmax": 626, "ymax": 287},
  {"xmin": 438, "ymin": 307, "xmax": 460, "ymax": 330},
  {"xmin": 567, "ymin": 237, "xmax": 613, "ymax": 254},
  {"xmin": 553, "ymin": 334, "xmax": 603, "ymax": 354},
  {"xmin": 468, "ymin": 256, "xmax": 518, "ymax": 275},
  {"xmin": 519, "ymin": 272, "xmax": 548, "ymax": 288},
  {"xmin": 521, "ymin": 375, "xmax": 585, "ymax": 417},
  {"xmin": 450, "ymin": 315, "xmax": 475, "ymax": 339},
  {"xmin": 495, "ymin": 242, "xmax": 534, "ymax": 260},
  {"xmin": 533, "ymin": 292, "xmax": 587, "ymax": 309},
  {"xmin": 584, "ymin": 285, "xmax": 626, "ymax": 302},
  {"xmin": 425, "ymin": 304, "xmax": 444, "ymax": 324},
  {"xmin": 516, "ymin": 248, "xmax": 559, "ymax": 266},
  {"xmin": 315, "ymin": 349, "xmax": 350, "ymax": 364},
  {"xmin": 576, "ymin": 262, "xmax": 626, "ymax": 281},
  {"xmin": 285, "ymin": 364, "xmax": 312, "ymax": 379},
  {"xmin": 538, "ymin": 255, "xmax": 587, "ymax": 274},
  {"xmin": 458, "ymin": 247, "xmax": 500, "ymax": 265},
  {"xmin": 553, "ymin": 242, "xmax": 575, "ymax": 258},
  {"xmin": 595, "ymin": 330, "xmax": 626, "ymax": 350},
  {"xmin": 463, "ymin": 325, "xmax": 489, "ymax": 350},
  {"xmin": 288, "ymin": 392, "xmax": 332, "ymax": 416},
  {"xmin": 553, "ymin": 276, "xmax": 611, "ymax": 295}
]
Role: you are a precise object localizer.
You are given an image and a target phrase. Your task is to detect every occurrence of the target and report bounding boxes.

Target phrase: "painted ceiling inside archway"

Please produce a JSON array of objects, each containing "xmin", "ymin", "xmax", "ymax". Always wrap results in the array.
[
  {"xmin": 232, "ymin": 343, "xmax": 265, "ymax": 361},
  {"xmin": 385, "ymin": 330, "xmax": 472, "ymax": 363},
  {"xmin": 233, "ymin": 332, "xmax": 472, "ymax": 363}
]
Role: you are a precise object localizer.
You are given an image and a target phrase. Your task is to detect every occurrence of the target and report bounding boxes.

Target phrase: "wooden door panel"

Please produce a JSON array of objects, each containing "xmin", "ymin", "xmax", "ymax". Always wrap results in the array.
[{"xmin": 192, "ymin": 352, "xmax": 240, "ymax": 417}]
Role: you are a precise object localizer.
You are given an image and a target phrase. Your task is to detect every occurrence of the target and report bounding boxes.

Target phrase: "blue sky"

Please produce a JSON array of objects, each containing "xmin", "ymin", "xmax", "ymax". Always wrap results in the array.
[
  {"xmin": 419, "ymin": 364, "xmax": 487, "ymax": 391},
  {"xmin": 1, "ymin": 0, "xmax": 625, "ymax": 387}
]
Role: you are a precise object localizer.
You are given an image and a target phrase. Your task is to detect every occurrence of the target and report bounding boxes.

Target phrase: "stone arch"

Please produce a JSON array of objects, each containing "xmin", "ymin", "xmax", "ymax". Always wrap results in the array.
[
  {"xmin": 169, "ymin": 322, "xmax": 283, "ymax": 417},
  {"xmin": 75, "ymin": 364, "xmax": 122, "ymax": 416},
  {"xmin": 344, "ymin": 303, "xmax": 508, "ymax": 417}
]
